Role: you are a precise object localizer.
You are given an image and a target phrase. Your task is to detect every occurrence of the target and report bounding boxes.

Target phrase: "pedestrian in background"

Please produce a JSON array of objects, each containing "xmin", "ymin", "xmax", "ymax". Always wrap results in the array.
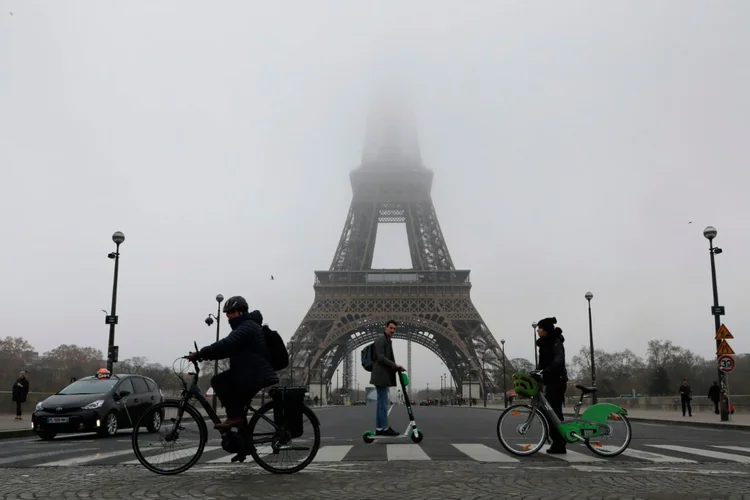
[
  {"xmin": 12, "ymin": 371, "xmax": 29, "ymax": 420},
  {"xmin": 679, "ymin": 378, "xmax": 692, "ymax": 417}
]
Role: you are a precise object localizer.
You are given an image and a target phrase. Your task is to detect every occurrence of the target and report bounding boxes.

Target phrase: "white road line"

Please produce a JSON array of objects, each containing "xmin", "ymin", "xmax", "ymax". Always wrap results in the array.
[
  {"xmin": 121, "ymin": 446, "xmax": 222, "ymax": 465},
  {"xmin": 451, "ymin": 444, "xmax": 519, "ymax": 463},
  {"xmin": 313, "ymin": 445, "xmax": 353, "ymax": 462},
  {"xmin": 647, "ymin": 445, "xmax": 750, "ymax": 463},
  {"xmin": 622, "ymin": 448, "xmax": 696, "ymax": 463},
  {"xmin": 0, "ymin": 448, "xmax": 99, "ymax": 465},
  {"xmin": 545, "ymin": 448, "xmax": 604, "ymax": 462},
  {"xmin": 36, "ymin": 448, "xmax": 137, "ymax": 467},
  {"xmin": 711, "ymin": 445, "xmax": 750, "ymax": 454},
  {"xmin": 386, "ymin": 444, "xmax": 431, "ymax": 461}
]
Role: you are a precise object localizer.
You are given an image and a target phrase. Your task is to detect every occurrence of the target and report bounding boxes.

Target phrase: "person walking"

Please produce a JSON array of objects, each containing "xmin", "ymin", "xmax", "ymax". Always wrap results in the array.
[{"xmin": 707, "ymin": 381, "xmax": 720, "ymax": 415}]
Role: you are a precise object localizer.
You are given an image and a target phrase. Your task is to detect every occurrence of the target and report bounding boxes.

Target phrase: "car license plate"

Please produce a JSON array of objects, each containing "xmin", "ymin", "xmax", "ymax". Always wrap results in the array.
[{"xmin": 47, "ymin": 417, "xmax": 69, "ymax": 424}]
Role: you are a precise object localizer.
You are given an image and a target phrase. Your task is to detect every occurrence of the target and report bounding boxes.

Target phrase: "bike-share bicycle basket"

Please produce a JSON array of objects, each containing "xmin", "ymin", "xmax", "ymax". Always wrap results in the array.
[
  {"xmin": 269, "ymin": 386, "xmax": 306, "ymax": 439},
  {"xmin": 512, "ymin": 372, "xmax": 539, "ymax": 398}
]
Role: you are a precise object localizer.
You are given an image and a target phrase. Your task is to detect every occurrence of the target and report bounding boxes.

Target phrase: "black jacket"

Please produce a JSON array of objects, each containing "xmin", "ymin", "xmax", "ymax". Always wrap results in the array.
[
  {"xmin": 536, "ymin": 334, "xmax": 568, "ymax": 385},
  {"xmin": 12, "ymin": 377, "xmax": 29, "ymax": 403},
  {"xmin": 708, "ymin": 383, "xmax": 720, "ymax": 402},
  {"xmin": 198, "ymin": 310, "xmax": 279, "ymax": 390}
]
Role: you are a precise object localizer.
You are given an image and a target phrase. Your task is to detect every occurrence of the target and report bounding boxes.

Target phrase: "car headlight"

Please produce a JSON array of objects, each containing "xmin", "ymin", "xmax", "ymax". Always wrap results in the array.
[
  {"xmin": 35, "ymin": 402, "xmax": 43, "ymax": 411},
  {"xmin": 81, "ymin": 399, "xmax": 105, "ymax": 410}
]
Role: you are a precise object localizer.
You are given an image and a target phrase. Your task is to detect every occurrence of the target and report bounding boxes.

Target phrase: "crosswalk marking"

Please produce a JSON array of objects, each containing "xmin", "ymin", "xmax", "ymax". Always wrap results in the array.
[
  {"xmin": 451, "ymin": 444, "xmax": 519, "ymax": 463},
  {"xmin": 711, "ymin": 445, "xmax": 750, "ymax": 454},
  {"xmin": 313, "ymin": 445, "xmax": 354, "ymax": 462},
  {"xmin": 545, "ymin": 448, "xmax": 605, "ymax": 462},
  {"xmin": 386, "ymin": 444, "xmax": 431, "ymax": 461},
  {"xmin": 0, "ymin": 448, "xmax": 99, "ymax": 465},
  {"xmin": 621, "ymin": 448, "xmax": 696, "ymax": 463},
  {"xmin": 121, "ymin": 446, "xmax": 222, "ymax": 466},
  {"xmin": 36, "ymin": 448, "xmax": 137, "ymax": 467},
  {"xmin": 4, "ymin": 442, "xmax": 750, "ymax": 468},
  {"xmin": 646, "ymin": 445, "xmax": 750, "ymax": 463}
]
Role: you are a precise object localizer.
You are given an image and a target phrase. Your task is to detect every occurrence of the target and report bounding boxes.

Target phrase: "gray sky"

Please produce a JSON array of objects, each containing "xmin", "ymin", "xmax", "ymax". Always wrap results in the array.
[{"xmin": 2, "ymin": 1, "xmax": 749, "ymax": 391}]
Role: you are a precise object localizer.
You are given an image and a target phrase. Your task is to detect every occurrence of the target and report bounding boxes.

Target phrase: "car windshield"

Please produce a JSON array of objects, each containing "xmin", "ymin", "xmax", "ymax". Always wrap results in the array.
[{"xmin": 58, "ymin": 379, "xmax": 117, "ymax": 395}]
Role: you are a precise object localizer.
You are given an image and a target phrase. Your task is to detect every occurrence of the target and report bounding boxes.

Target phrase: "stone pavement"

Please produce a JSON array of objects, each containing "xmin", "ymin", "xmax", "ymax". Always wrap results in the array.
[{"xmin": 1, "ymin": 461, "xmax": 750, "ymax": 499}]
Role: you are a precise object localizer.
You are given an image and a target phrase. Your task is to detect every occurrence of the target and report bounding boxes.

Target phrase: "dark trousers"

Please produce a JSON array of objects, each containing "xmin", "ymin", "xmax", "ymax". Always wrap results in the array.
[
  {"xmin": 545, "ymin": 382, "xmax": 567, "ymax": 449},
  {"xmin": 681, "ymin": 396, "xmax": 692, "ymax": 416},
  {"xmin": 211, "ymin": 370, "xmax": 260, "ymax": 420},
  {"xmin": 15, "ymin": 401, "xmax": 22, "ymax": 416},
  {"xmin": 712, "ymin": 400, "xmax": 719, "ymax": 414}
]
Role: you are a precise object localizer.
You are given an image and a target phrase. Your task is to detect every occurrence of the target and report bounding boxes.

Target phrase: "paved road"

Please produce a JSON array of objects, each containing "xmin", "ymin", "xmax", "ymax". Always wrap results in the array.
[{"xmin": 2, "ymin": 405, "xmax": 750, "ymax": 498}]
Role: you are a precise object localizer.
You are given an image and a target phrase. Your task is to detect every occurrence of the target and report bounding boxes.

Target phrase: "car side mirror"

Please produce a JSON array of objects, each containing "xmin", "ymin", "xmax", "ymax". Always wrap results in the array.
[{"xmin": 118, "ymin": 390, "xmax": 131, "ymax": 398}]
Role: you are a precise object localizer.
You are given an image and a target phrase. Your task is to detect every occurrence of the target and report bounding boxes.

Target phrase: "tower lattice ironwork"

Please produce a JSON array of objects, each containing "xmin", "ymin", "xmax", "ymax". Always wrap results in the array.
[{"xmin": 287, "ymin": 97, "xmax": 510, "ymax": 399}]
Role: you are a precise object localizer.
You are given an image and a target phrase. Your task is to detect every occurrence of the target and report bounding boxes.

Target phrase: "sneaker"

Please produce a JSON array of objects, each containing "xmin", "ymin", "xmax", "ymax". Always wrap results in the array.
[{"xmin": 382, "ymin": 427, "xmax": 400, "ymax": 436}]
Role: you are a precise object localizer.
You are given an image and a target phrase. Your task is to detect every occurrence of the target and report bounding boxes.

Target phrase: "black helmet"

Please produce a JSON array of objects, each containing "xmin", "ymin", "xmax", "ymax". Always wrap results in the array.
[{"xmin": 223, "ymin": 296, "xmax": 249, "ymax": 314}]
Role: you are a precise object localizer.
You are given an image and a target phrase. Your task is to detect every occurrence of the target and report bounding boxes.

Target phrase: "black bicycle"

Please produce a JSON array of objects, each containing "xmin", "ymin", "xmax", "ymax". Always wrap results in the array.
[{"xmin": 131, "ymin": 342, "xmax": 321, "ymax": 475}]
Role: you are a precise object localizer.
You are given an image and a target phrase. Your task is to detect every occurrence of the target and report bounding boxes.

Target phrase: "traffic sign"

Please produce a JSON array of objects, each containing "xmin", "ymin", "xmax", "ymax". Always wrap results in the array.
[
  {"xmin": 716, "ymin": 340, "xmax": 735, "ymax": 356},
  {"xmin": 718, "ymin": 355, "xmax": 735, "ymax": 373},
  {"xmin": 715, "ymin": 324, "xmax": 734, "ymax": 340}
]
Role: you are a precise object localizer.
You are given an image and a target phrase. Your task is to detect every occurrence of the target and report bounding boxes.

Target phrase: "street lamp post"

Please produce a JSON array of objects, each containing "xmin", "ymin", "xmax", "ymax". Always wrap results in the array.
[
  {"xmin": 106, "ymin": 232, "xmax": 125, "ymax": 373},
  {"xmin": 585, "ymin": 291, "xmax": 597, "ymax": 404},
  {"xmin": 500, "ymin": 339, "xmax": 507, "ymax": 408},
  {"xmin": 204, "ymin": 294, "xmax": 224, "ymax": 412},
  {"xmin": 704, "ymin": 226, "xmax": 729, "ymax": 422},
  {"xmin": 531, "ymin": 322, "xmax": 538, "ymax": 367}
]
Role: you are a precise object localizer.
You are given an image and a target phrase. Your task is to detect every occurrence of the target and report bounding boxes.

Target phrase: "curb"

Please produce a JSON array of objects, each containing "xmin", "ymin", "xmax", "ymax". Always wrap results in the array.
[
  {"xmin": 463, "ymin": 405, "xmax": 750, "ymax": 432},
  {"xmin": 0, "ymin": 429, "xmax": 36, "ymax": 440}
]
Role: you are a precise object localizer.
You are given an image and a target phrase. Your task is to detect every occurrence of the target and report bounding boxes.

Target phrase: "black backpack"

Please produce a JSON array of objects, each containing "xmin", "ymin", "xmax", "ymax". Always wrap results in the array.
[
  {"xmin": 360, "ymin": 343, "xmax": 375, "ymax": 372},
  {"xmin": 262, "ymin": 325, "xmax": 289, "ymax": 371}
]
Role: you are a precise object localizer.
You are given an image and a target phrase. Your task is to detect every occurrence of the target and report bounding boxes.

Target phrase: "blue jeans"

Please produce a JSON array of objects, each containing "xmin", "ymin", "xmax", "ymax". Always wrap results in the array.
[{"xmin": 376, "ymin": 386, "xmax": 389, "ymax": 429}]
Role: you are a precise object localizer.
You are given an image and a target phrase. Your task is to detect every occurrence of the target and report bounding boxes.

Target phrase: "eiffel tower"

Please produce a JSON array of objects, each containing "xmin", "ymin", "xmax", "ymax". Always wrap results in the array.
[{"xmin": 287, "ymin": 98, "xmax": 509, "ymax": 403}]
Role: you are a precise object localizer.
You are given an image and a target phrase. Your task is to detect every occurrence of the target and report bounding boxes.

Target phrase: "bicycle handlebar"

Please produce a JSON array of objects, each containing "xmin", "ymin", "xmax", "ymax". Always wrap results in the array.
[
  {"xmin": 180, "ymin": 341, "xmax": 201, "ymax": 380},
  {"xmin": 529, "ymin": 369, "xmax": 543, "ymax": 381}
]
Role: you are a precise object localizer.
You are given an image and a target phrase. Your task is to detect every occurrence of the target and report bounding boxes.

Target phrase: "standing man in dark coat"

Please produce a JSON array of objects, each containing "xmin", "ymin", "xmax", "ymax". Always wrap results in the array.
[
  {"xmin": 12, "ymin": 371, "xmax": 29, "ymax": 420},
  {"xmin": 535, "ymin": 317, "xmax": 568, "ymax": 454},
  {"xmin": 189, "ymin": 296, "xmax": 279, "ymax": 430},
  {"xmin": 679, "ymin": 378, "xmax": 692, "ymax": 417},
  {"xmin": 370, "ymin": 320, "xmax": 404, "ymax": 436},
  {"xmin": 707, "ymin": 381, "xmax": 720, "ymax": 415}
]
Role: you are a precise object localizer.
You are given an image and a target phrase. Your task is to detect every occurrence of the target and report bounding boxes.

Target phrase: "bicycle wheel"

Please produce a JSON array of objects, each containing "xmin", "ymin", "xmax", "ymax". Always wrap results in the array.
[
  {"xmin": 247, "ymin": 401, "xmax": 321, "ymax": 474},
  {"xmin": 132, "ymin": 401, "xmax": 208, "ymax": 475},
  {"xmin": 585, "ymin": 413, "xmax": 632, "ymax": 457},
  {"xmin": 497, "ymin": 404, "xmax": 549, "ymax": 456}
]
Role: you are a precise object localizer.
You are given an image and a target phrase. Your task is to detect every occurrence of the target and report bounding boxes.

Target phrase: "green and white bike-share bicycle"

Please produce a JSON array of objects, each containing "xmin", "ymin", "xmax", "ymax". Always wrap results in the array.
[{"xmin": 496, "ymin": 370, "xmax": 632, "ymax": 457}]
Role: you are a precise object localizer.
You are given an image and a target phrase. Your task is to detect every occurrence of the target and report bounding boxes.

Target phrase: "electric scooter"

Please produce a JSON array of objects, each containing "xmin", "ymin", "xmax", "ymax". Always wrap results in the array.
[{"xmin": 362, "ymin": 371, "xmax": 423, "ymax": 444}]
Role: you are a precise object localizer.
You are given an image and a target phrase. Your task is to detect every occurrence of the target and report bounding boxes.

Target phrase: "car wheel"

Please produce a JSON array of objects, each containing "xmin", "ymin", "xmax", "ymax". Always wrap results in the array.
[
  {"xmin": 146, "ymin": 409, "xmax": 162, "ymax": 433},
  {"xmin": 97, "ymin": 411, "xmax": 118, "ymax": 437},
  {"xmin": 37, "ymin": 431, "xmax": 56, "ymax": 440}
]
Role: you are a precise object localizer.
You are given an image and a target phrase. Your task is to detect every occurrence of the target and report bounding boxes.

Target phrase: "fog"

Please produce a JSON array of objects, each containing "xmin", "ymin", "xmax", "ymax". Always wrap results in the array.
[{"xmin": 2, "ymin": 1, "xmax": 749, "ymax": 391}]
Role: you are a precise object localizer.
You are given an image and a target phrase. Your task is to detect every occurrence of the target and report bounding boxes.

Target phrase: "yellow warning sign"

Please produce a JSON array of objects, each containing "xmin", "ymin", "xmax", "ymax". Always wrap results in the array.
[
  {"xmin": 716, "ymin": 340, "xmax": 735, "ymax": 355},
  {"xmin": 715, "ymin": 324, "xmax": 734, "ymax": 340}
]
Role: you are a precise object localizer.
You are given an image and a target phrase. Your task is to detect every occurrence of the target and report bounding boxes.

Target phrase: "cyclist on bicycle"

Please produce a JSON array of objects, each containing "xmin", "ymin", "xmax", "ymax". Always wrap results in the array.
[
  {"xmin": 535, "ymin": 316, "xmax": 568, "ymax": 454},
  {"xmin": 188, "ymin": 296, "xmax": 279, "ymax": 430}
]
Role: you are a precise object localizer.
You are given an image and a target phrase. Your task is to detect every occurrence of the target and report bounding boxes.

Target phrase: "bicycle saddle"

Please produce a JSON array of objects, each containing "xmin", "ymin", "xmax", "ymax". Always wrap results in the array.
[{"xmin": 575, "ymin": 384, "xmax": 598, "ymax": 394}]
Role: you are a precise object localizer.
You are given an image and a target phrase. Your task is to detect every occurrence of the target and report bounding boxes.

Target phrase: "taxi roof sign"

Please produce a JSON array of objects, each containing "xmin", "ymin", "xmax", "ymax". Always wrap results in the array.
[{"xmin": 96, "ymin": 368, "xmax": 112, "ymax": 379}]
